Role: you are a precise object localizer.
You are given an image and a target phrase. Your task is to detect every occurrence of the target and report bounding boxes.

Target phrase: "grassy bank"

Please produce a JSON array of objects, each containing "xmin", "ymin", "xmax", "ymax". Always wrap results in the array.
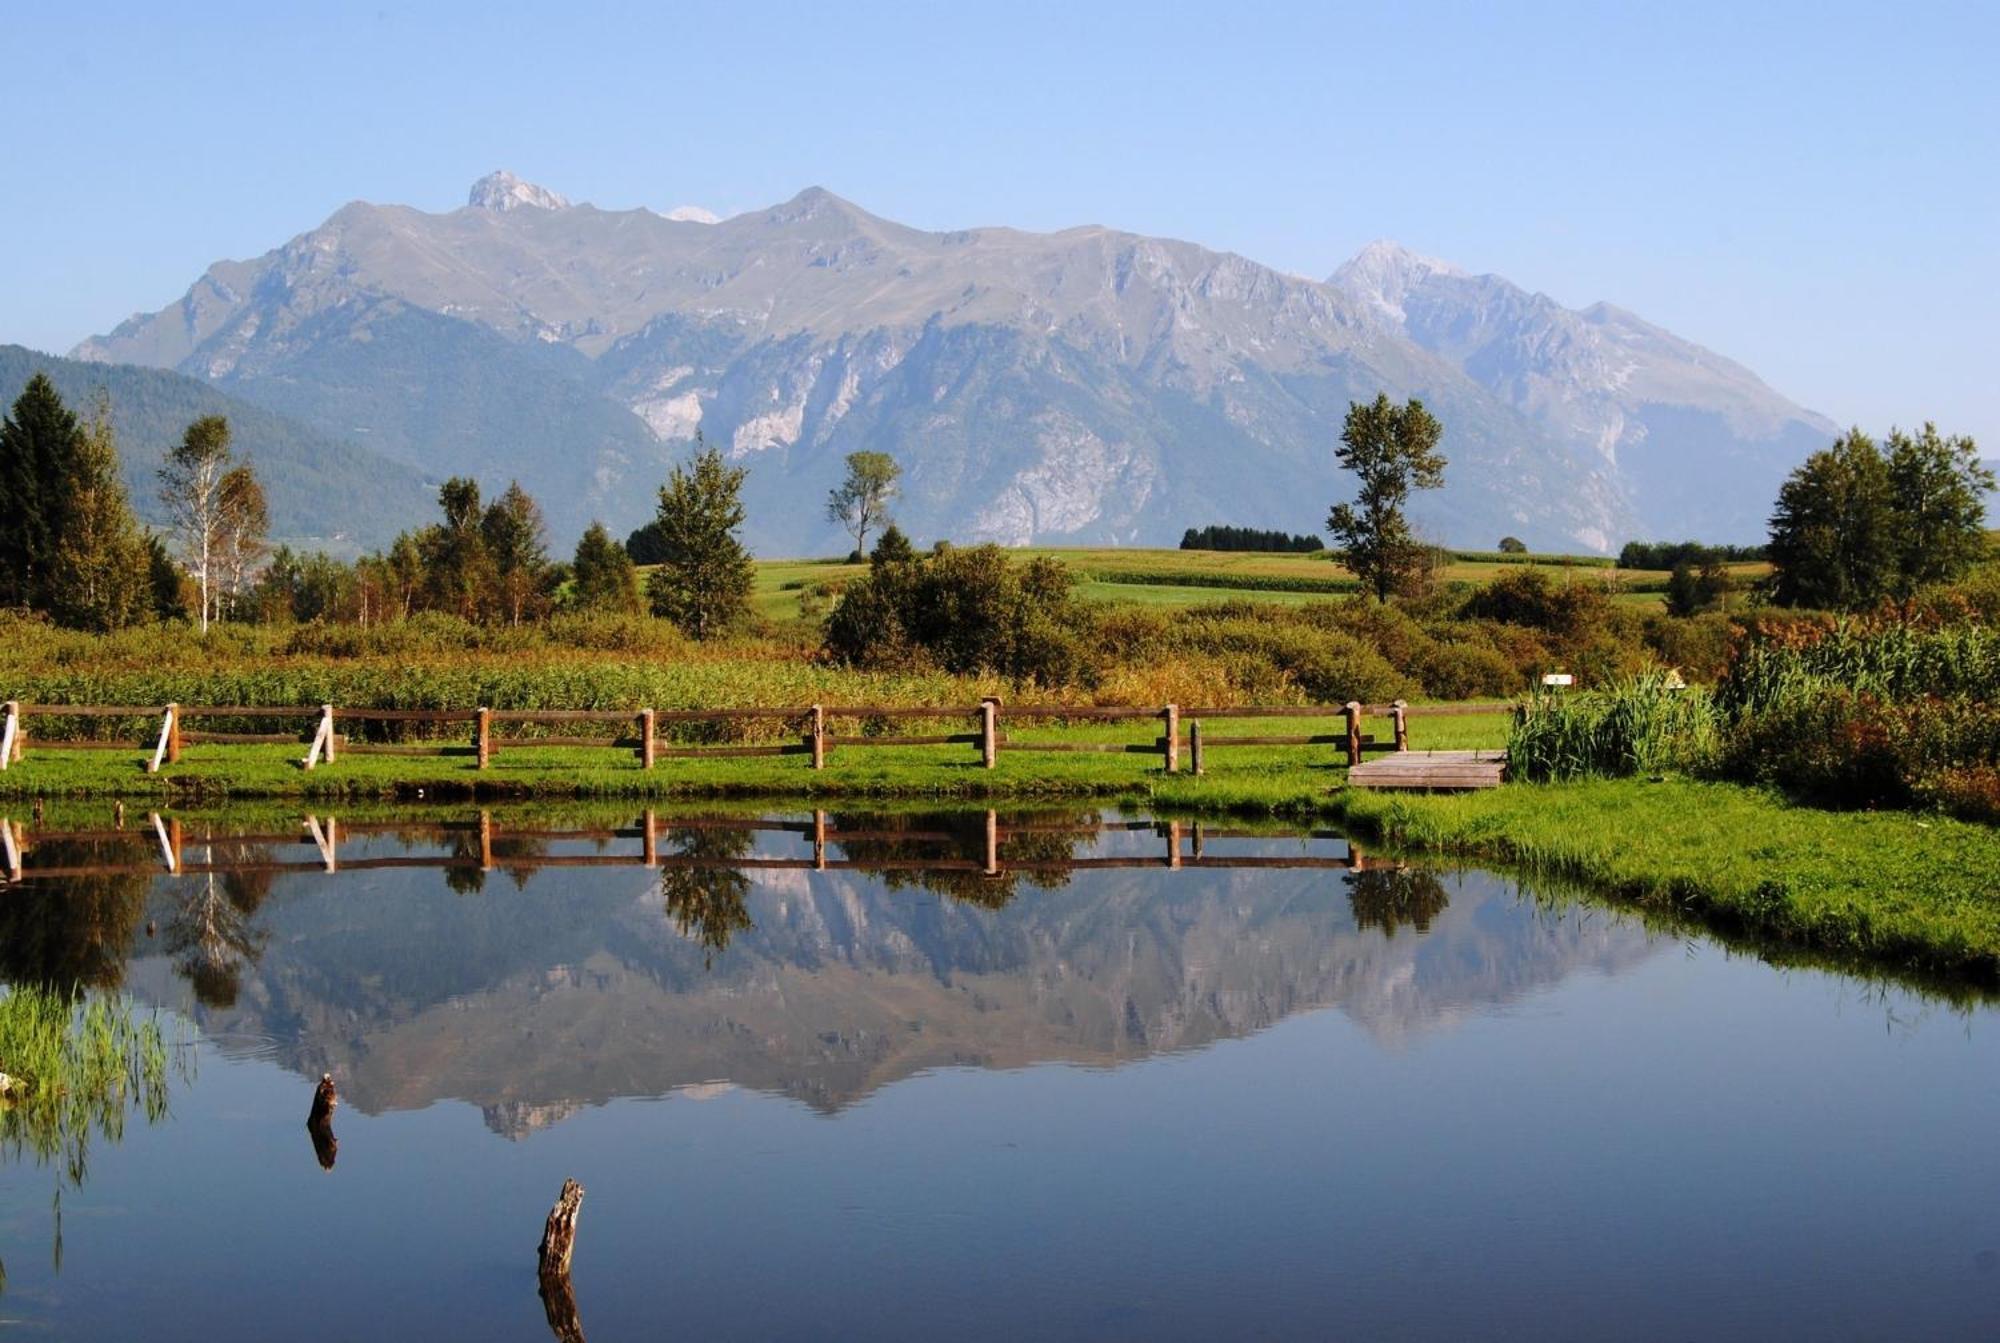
[{"xmin": 1332, "ymin": 778, "xmax": 2000, "ymax": 985}]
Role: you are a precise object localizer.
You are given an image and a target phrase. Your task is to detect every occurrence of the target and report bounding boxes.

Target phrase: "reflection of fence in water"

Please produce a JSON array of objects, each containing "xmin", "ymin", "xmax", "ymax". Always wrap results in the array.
[{"xmin": 0, "ymin": 811, "xmax": 1392, "ymax": 885}]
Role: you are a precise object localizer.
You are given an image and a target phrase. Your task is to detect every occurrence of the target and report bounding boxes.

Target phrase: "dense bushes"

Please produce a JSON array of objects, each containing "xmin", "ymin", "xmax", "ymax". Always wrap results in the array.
[{"xmin": 1507, "ymin": 674, "xmax": 1720, "ymax": 782}]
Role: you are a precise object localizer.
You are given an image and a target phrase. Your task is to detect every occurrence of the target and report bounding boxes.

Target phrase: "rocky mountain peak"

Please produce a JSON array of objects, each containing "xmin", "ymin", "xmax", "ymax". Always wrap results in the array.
[
  {"xmin": 661, "ymin": 204, "xmax": 720, "ymax": 224},
  {"xmin": 467, "ymin": 170, "xmax": 571, "ymax": 212},
  {"xmin": 1329, "ymin": 240, "xmax": 1468, "ymax": 322}
]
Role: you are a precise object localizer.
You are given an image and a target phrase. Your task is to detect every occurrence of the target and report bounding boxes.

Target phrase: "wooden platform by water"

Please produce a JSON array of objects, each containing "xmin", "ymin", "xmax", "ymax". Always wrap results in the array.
[{"xmin": 1348, "ymin": 749, "xmax": 1507, "ymax": 791}]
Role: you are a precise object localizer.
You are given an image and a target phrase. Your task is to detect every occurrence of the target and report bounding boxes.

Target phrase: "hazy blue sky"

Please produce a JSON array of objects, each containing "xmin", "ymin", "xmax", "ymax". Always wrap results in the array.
[{"xmin": 3, "ymin": 0, "xmax": 1994, "ymax": 447}]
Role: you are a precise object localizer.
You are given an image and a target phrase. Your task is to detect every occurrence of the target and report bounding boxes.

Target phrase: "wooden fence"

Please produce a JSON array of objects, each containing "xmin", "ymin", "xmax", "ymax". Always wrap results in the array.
[
  {"xmin": 0, "ymin": 698, "xmax": 1514, "ymax": 776},
  {"xmin": 0, "ymin": 811, "xmax": 1394, "ymax": 885}
]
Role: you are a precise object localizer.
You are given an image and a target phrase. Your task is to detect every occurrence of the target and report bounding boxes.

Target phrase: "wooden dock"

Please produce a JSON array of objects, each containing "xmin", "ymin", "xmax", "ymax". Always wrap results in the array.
[{"xmin": 1348, "ymin": 749, "xmax": 1506, "ymax": 791}]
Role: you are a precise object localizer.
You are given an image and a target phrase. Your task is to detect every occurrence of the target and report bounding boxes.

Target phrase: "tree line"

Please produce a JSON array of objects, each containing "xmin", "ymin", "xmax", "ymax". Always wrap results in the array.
[
  {"xmin": 0, "ymin": 374, "xmax": 269, "ymax": 632},
  {"xmin": 1179, "ymin": 525, "xmax": 1324, "ymax": 553}
]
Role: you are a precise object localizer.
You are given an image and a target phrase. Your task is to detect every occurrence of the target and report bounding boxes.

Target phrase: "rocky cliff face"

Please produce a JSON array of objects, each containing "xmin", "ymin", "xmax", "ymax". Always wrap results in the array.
[{"xmin": 77, "ymin": 175, "xmax": 1833, "ymax": 550}]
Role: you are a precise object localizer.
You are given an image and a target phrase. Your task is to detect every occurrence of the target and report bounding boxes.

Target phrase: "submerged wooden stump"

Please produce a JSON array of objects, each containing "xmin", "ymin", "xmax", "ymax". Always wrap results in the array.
[
  {"xmin": 537, "ymin": 1178, "xmax": 586, "ymax": 1342},
  {"xmin": 306, "ymin": 1073, "xmax": 338, "ymax": 1170}
]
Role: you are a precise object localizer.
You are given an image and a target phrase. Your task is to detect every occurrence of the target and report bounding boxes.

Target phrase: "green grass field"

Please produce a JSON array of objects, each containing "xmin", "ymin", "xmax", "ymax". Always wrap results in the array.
[{"xmin": 748, "ymin": 545, "xmax": 1770, "ymax": 626}]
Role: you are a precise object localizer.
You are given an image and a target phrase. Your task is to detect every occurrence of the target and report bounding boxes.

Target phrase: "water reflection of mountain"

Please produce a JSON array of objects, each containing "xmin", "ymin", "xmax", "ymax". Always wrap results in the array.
[{"xmin": 109, "ymin": 841, "xmax": 1661, "ymax": 1136}]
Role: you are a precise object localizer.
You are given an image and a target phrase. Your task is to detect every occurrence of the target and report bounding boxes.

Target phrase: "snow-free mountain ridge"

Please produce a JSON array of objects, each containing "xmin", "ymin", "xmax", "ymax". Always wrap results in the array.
[{"xmin": 76, "ymin": 173, "xmax": 1836, "ymax": 552}]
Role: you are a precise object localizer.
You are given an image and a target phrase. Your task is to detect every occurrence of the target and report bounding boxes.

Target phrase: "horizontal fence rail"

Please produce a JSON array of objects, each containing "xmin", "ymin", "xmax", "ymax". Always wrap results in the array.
[
  {"xmin": 0, "ymin": 811, "xmax": 1391, "ymax": 885},
  {"xmin": 0, "ymin": 698, "xmax": 1518, "ymax": 777}
]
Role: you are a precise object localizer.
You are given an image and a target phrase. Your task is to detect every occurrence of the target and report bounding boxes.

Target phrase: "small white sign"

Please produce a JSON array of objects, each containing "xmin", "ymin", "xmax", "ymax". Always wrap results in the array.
[{"xmin": 1541, "ymin": 673, "xmax": 1575, "ymax": 687}]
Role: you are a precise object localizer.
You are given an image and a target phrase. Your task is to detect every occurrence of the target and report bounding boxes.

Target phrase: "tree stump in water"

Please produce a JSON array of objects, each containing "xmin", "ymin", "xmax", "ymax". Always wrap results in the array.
[
  {"xmin": 537, "ymin": 1178, "xmax": 586, "ymax": 1342},
  {"xmin": 306, "ymin": 1074, "xmax": 339, "ymax": 1170}
]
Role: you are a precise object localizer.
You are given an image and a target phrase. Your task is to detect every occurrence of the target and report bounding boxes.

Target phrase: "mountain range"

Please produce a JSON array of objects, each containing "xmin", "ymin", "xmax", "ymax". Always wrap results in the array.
[{"xmin": 74, "ymin": 171, "xmax": 1841, "ymax": 553}]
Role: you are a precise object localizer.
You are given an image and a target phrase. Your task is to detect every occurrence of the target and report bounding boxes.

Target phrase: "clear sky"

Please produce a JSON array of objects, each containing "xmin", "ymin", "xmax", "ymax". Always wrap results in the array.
[{"xmin": 3, "ymin": 0, "xmax": 1994, "ymax": 449}]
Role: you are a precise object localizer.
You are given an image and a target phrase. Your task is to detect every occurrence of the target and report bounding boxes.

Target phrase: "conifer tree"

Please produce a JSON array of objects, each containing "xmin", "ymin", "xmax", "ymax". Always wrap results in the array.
[
  {"xmin": 645, "ymin": 436, "xmax": 754, "ymax": 639},
  {"xmin": 0, "ymin": 373, "xmax": 84, "ymax": 609},
  {"xmin": 569, "ymin": 521, "xmax": 640, "ymax": 614},
  {"xmin": 481, "ymin": 480, "xmax": 550, "ymax": 624},
  {"xmin": 50, "ymin": 397, "xmax": 150, "ymax": 631}
]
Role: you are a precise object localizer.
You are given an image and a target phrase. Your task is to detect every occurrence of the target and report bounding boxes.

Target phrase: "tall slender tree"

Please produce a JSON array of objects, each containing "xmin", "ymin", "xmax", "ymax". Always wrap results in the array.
[
  {"xmin": 418, "ymin": 477, "xmax": 492, "ymax": 620},
  {"xmin": 1326, "ymin": 394, "xmax": 1447, "ymax": 602},
  {"xmin": 826, "ymin": 451, "xmax": 901, "ymax": 556},
  {"xmin": 213, "ymin": 464, "xmax": 269, "ymax": 621},
  {"xmin": 50, "ymin": 396, "xmax": 150, "ymax": 631},
  {"xmin": 481, "ymin": 480, "xmax": 551, "ymax": 624},
  {"xmin": 645, "ymin": 436, "xmax": 754, "ymax": 639},
  {"xmin": 158, "ymin": 415, "xmax": 235, "ymax": 631},
  {"xmin": 0, "ymin": 373, "xmax": 84, "ymax": 609}
]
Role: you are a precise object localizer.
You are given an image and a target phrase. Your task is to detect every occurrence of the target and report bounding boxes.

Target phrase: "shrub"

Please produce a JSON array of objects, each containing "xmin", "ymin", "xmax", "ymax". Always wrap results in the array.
[{"xmin": 1507, "ymin": 673, "xmax": 1721, "ymax": 782}]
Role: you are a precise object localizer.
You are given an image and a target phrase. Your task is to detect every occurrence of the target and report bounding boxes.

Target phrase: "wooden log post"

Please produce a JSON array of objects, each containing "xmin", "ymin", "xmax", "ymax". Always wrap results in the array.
[
  {"xmin": 980, "ymin": 697, "xmax": 999, "ymax": 769},
  {"xmin": 478, "ymin": 809, "xmax": 494, "ymax": 871},
  {"xmin": 148, "ymin": 705, "xmax": 177, "ymax": 774},
  {"xmin": 537, "ymin": 1178, "xmax": 587, "ymax": 1343},
  {"xmin": 2, "ymin": 819, "xmax": 21, "ymax": 883},
  {"xmin": 639, "ymin": 709, "xmax": 657, "ymax": 769},
  {"xmin": 1344, "ymin": 701, "xmax": 1363, "ymax": 767},
  {"xmin": 1166, "ymin": 820, "xmax": 1182, "ymax": 870},
  {"xmin": 984, "ymin": 809, "xmax": 1000, "ymax": 877},
  {"xmin": 1191, "ymin": 822, "xmax": 1206, "ymax": 863},
  {"xmin": 1189, "ymin": 719, "xmax": 1204, "ymax": 777},
  {"xmin": 642, "ymin": 808, "xmax": 657, "ymax": 866},
  {"xmin": 168, "ymin": 704, "xmax": 182, "ymax": 765},
  {"xmin": 0, "ymin": 701, "xmax": 18, "ymax": 771},
  {"xmin": 809, "ymin": 704, "xmax": 826, "ymax": 771},
  {"xmin": 323, "ymin": 706, "xmax": 337, "ymax": 764},
  {"xmin": 1392, "ymin": 699, "xmax": 1410, "ymax": 753},
  {"xmin": 475, "ymin": 707, "xmax": 491, "ymax": 770},
  {"xmin": 1162, "ymin": 704, "xmax": 1180, "ymax": 774},
  {"xmin": 813, "ymin": 808, "xmax": 828, "ymax": 871}
]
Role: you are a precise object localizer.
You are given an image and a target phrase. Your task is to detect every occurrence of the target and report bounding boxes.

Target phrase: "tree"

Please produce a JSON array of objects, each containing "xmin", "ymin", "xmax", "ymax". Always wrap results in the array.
[
  {"xmin": 158, "ymin": 415, "xmax": 235, "ymax": 632},
  {"xmin": 1662, "ymin": 559, "xmax": 1734, "ymax": 617},
  {"xmin": 871, "ymin": 523, "xmax": 915, "ymax": 567},
  {"xmin": 1326, "ymin": 394, "xmax": 1447, "ymax": 602},
  {"xmin": 1497, "ymin": 536, "xmax": 1528, "ymax": 554},
  {"xmin": 826, "ymin": 451, "xmax": 901, "ymax": 557},
  {"xmin": 213, "ymin": 464, "xmax": 269, "ymax": 622},
  {"xmin": 418, "ymin": 477, "xmax": 492, "ymax": 620},
  {"xmin": 1767, "ymin": 430, "xmax": 1897, "ymax": 610},
  {"xmin": 645, "ymin": 437, "xmax": 754, "ymax": 638},
  {"xmin": 144, "ymin": 534, "xmax": 189, "ymax": 622},
  {"xmin": 481, "ymin": 480, "xmax": 550, "ymax": 624},
  {"xmin": 1884, "ymin": 424, "xmax": 1993, "ymax": 597},
  {"xmin": 49, "ymin": 397, "xmax": 150, "ymax": 631},
  {"xmin": 0, "ymin": 373, "xmax": 84, "ymax": 609},
  {"xmin": 569, "ymin": 521, "xmax": 640, "ymax": 614}
]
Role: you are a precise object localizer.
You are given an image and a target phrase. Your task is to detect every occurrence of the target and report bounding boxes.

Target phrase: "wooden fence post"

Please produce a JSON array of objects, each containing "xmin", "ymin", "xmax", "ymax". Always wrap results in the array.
[
  {"xmin": 1191, "ymin": 822, "xmax": 1205, "ymax": 862},
  {"xmin": 984, "ymin": 809, "xmax": 1000, "ymax": 877},
  {"xmin": 642, "ymin": 808, "xmax": 657, "ymax": 865},
  {"xmin": 323, "ymin": 706, "xmax": 337, "ymax": 764},
  {"xmin": 810, "ymin": 705, "xmax": 826, "ymax": 770},
  {"xmin": 1392, "ymin": 699, "xmax": 1409, "ymax": 752},
  {"xmin": 475, "ymin": 707, "xmax": 491, "ymax": 770},
  {"xmin": 1166, "ymin": 820, "xmax": 1182, "ymax": 870},
  {"xmin": 1344, "ymin": 701, "xmax": 1363, "ymax": 767},
  {"xmin": 478, "ymin": 809, "xmax": 493, "ymax": 870},
  {"xmin": 639, "ymin": 709, "xmax": 657, "ymax": 770},
  {"xmin": 148, "ymin": 705, "xmax": 177, "ymax": 774},
  {"xmin": 813, "ymin": 808, "xmax": 827, "ymax": 871},
  {"xmin": 2, "ymin": 818, "xmax": 20, "ymax": 883},
  {"xmin": 980, "ymin": 697, "xmax": 999, "ymax": 769},
  {"xmin": 1189, "ymin": 719, "xmax": 1204, "ymax": 776},
  {"xmin": 168, "ymin": 704, "xmax": 182, "ymax": 765},
  {"xmin": 0, "ymin": 702, "xmax": 18, "ymax": 771},
  {"xmin": 1163, "ymin": 704, "xmax": 1180, "ymax": 774}
]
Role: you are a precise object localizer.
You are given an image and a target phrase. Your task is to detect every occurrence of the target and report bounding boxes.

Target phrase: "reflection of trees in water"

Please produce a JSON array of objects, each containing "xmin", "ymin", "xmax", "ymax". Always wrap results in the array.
[
  {"xmin": 831, "ymin": 811, "xmax": 1088, "ymax": 909},
  {"xmin": 660, "ymin": 826, "xmax": 754, "ymax": 962},
  {"xmin": 1347, "ymin": 867, "xmax": 1451, "ymax": 938},
  {"xmin": 0, "ymin": 844, "xmax": 151, "ymax": 993},
  {"xmin": 443, "ymin": 832, "xmax": 554, "ymax": 894},
  {"xmin": 164, "ymin": 842, "xmax": 274, "ymax": 1008}
]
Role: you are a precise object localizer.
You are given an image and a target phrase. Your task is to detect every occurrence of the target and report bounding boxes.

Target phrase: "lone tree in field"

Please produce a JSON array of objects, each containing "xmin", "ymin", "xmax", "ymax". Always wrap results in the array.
[
  {"xmin": 1326, "ymin": 394, "xmax": 1446, "ymax": 602},
  {"xmin": 827, "ymin": 451, "xmax": 900, "ymax": 557},
  {"xmin": 646, "ymin": 436, "xmax": 754, "ymax": 639},
  {"xmin": 158, "ymin": 415, "xmax": 238, "ymax": 632}
]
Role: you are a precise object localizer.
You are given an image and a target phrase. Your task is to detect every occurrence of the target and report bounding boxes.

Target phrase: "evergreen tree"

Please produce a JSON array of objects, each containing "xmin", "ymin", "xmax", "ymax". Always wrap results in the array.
[
  {"xmin": 569, "ymin": 521, "xmax": 640, "ymax": 614},
  {"xmin": 1767, "ymin": 430, "xmax": 1897, "ymax": 609},
  {"xmin": 1326, "ymin": 394, "xmax": 1447, "ymax": 602},
  {"xmin": 1884, "ymin": 424, "xmax": 1993, "ymax": 596},
  {"xmin": 49, "ymin": 397, "xmax": 150, "ymax": 631},
  {"xmin": 645, "ymin": 437, "xmax": 754, "ymax": 639},
  {"xmin": 0, "ymin": 374, "xmax": 84, "ymax": 609},
  {"xmin": 144, "ymin": 534, "xmax": 189, "ymax": 622},
  {"xmin": 480, "ymin": 480, "xmax": 550, "ymax": 624},
  {"xmin": 418, "ymin": 477, "xmax": 492, "ymax": 620},
  {"xmin": 871, "ymin": 523, "xmax": 915, "ymax": 567}
]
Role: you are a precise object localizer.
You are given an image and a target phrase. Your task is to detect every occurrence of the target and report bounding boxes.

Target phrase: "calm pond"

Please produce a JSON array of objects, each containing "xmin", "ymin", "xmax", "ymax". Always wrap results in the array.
[{"xmin": 0, "ymin": 807, "xmax": 1995, "ymax": 1340}]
